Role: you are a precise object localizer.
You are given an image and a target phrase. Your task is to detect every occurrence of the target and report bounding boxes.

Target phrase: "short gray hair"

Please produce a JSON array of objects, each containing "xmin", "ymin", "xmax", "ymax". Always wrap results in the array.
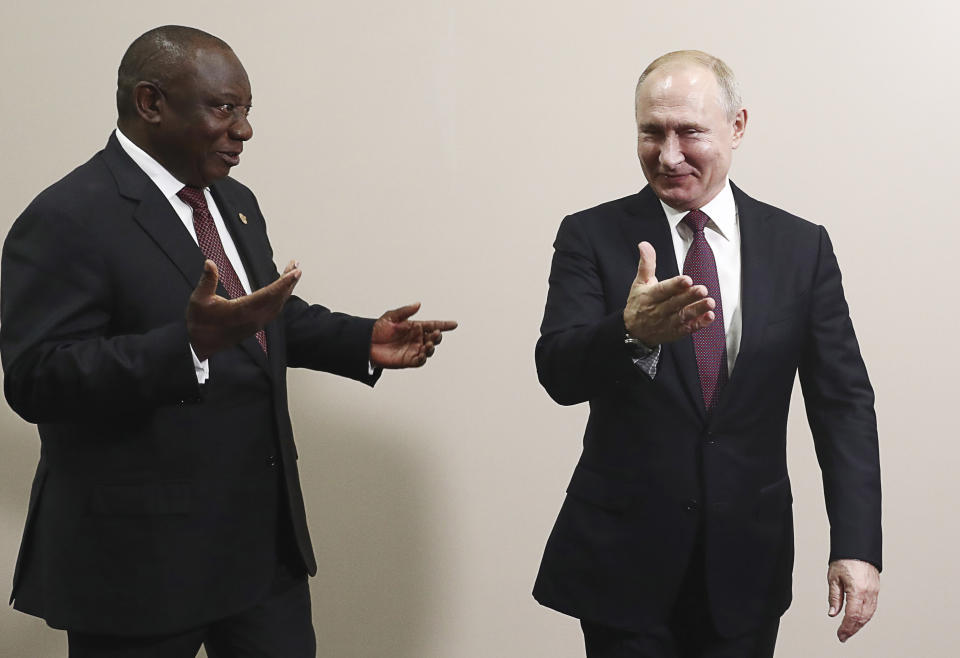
[{"xmin": 635, "ymin": 50, "xmax": 742, "ymax": 120}]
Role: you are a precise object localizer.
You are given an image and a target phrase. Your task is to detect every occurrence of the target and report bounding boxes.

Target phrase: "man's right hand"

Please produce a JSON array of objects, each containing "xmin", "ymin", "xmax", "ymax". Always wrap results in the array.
[
  {"xmin": 622, "ymin": 242, "xmax": 716, "ymax": 346},
  {"xmin": 187, "ymin": 259, "xmax": 301, "ymax": 360}
]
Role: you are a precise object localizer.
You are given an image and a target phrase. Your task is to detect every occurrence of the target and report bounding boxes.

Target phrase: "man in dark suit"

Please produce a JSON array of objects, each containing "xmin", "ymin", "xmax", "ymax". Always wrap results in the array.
[
  {"xmin": 533, "ymin": 50, "xmax": 880, "ymax": 657},
  {"xmin": 0, "ymin": 25, "xmax": 456, "ymax": 657}
]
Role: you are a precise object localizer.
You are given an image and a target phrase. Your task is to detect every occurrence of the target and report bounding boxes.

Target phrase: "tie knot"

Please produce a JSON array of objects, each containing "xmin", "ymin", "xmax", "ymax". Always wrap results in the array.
[
  {"xmin": 177, "ymin": 186, "xmax": 208, "ymax": 212},
  {"xmin": 682, "ymin": 209, "xmax": 710, "ymax": 234}
]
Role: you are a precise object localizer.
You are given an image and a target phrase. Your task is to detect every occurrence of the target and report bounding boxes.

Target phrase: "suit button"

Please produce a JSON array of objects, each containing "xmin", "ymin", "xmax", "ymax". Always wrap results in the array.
[
  {"xmin": 266, "ymin": 455, "xmax": 279, "ymax": 467},
  {"xmin": 685, "ymin": 499, "xmax": 699, "ymax": 512}
]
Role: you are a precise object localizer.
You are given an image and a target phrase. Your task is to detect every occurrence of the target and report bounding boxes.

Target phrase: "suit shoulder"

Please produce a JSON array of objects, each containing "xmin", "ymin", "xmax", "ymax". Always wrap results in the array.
[
  {"xmin": 24, "ymin": 151, "xmax": 113, "ymax": 213},
  {"xmin": 736, "ymin": 190, "xmax": 821, "ymax": 237},
  {"xmin": 565, "ymin": 193, "xmax": 641, "ymax": 224},
  {"xmin": 8, "ymin": 151, "xmax": 117, "ymax": 240}
]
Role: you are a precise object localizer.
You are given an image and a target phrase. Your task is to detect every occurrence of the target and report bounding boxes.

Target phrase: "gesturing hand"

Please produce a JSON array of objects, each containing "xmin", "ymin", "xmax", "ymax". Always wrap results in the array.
[
  {"xmin": 370, "ymin": 303, "xmax": 457, "ymax": 369},
  {"xmin": 187, "ymin": 259, "xmax": 301, "ymax": 360},
  {"xmin": 828, "ymin": 559, "xmax": 880, "ymax": 643},
  {"xmin": 622, "ymin": 242, "xmax": 716, "ymax": 346}
]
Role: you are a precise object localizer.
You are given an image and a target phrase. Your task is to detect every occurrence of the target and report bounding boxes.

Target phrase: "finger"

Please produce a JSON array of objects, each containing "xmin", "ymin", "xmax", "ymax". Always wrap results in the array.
[
  {"xmin": 838, "ymin": 594, "xmax": 866, "ymax": 642},
  {"xmin": 425, "ymin": 345, "xmax": 436, "ymax": 358},
  {"xmin": 422, "ymin": 329, "xmax": 443, "ymax": 346},
  {"xmin": 282, "ymin": 259, "xmax": 300, "ymax": 276},
  {"xmin": 636, "ymin": 242, "xmax": 658, "ymax": 284},
  {"xmin": 236, "ymin": 268, "xmax": 301, "ymax": 316},
  {"xmin": 194, "ymin": 259, "xmax": 220, "ymax": 298},
  {"xmin": 681, "ymin": 310, "xmax": 715, "ymax": 334},
  {"xmin": 383, "ymin": 302, "xmax": 421, "ymax": 323},
  {"xmin": 648, "ymin": 274, "xmax": 695, "ymax": 303},
  {"xmin": 828, "ymin": 575, "xmax": 843, "ymax": 617},
  {"xmin": 419, "ymin": 320, "xmax": 458, "ymax": 332},
  {"xmin": 662, "ymin": 285, "xmax": 710, "ymax": 316},
  {"xmin": 678, "ymin": 297, "xmax": 715, "ymax": 323}
]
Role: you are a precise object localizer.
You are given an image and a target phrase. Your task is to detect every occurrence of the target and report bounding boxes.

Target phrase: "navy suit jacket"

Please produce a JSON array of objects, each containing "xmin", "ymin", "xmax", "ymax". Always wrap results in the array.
[
  {"xmin": 1, "ymin": 133, "xmax": 379, "ymax": 635},
  {"xmin": 533, "ymin": 183, "xmax": 881, "ymax": 637}
]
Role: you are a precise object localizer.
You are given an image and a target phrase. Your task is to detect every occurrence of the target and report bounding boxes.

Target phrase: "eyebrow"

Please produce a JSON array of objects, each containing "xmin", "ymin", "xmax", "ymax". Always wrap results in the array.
[{"xmin": 638, "ymin": 122, "xmax": 706, "ymax": 133}]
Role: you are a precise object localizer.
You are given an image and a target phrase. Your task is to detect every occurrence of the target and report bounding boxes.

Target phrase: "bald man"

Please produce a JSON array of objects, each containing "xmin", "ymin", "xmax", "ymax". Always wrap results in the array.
[
  {"xmin": 1, "ymin": 25, "xmax": 455, "ymax": 657},
  {"xmin": 533, "ymin": 50, "xmax": 880, "ymax": 657}
]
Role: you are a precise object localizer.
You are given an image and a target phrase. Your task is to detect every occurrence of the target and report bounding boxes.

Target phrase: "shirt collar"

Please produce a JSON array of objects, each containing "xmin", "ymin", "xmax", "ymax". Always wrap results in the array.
[
  {"xmin": 659, "ymin": 179, "xmax": 737, "ymax": 241},
  {"xmin": 114, "ymin": 127, "xmax": 203, "ymax": 201}
]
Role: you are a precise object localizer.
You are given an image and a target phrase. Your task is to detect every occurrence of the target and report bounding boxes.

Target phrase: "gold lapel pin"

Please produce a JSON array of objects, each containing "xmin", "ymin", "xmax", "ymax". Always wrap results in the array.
[{"xmin": 238, "ymin": 212, "xmax": 248, "ymax": 224}]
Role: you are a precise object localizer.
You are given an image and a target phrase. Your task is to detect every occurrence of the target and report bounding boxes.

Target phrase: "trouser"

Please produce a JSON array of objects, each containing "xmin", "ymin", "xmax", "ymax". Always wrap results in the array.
[{"xmin": 581, "ymin": 540, "xmax": 780, "ymax": 658}]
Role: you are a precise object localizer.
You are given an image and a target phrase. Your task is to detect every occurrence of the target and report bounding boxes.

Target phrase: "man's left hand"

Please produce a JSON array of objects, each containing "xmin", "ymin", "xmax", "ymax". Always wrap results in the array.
[
  {"xmin": 370, "ymin": 303, "xmax": 457, "ymax": 368},
  {"xmin": 827, "ymin": 558, "xmax": 880, "ymax": 642}
]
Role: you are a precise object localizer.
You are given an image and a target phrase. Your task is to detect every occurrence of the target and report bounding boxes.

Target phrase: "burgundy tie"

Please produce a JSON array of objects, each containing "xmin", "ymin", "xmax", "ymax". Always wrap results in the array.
[
  {"xmin": 177, "ymin": 186, "xmax": 267, "ymax": 353},
  {"xmin": 682, "ymin": 209, "xmax": 726, "ymax": 409}
]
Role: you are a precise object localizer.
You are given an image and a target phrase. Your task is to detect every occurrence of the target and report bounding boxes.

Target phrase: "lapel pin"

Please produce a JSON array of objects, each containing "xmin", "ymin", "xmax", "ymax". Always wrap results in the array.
[{"xmin": 238, "ymin": 212, "xmax": 248, "ymax": 224}]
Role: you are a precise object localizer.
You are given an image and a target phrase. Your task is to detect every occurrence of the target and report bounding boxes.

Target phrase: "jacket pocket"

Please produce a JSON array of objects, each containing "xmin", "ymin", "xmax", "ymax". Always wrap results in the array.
[
  {"xmin": 90, "ymin": 482, "xmax": 191, "ymax": 516},
  {"xmin": 755, "ymin": 475, "xmax": 792, "ymax": 520}
]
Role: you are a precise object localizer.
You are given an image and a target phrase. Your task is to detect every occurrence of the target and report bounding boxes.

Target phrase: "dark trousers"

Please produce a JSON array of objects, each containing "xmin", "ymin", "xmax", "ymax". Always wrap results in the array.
[
  {"xmin": 67, "ymin": 562, "xmax": 315, "ymax": 658},
  {"xmin": 581, "ymin": 542, "xmax": 780, "ymax": 658}
]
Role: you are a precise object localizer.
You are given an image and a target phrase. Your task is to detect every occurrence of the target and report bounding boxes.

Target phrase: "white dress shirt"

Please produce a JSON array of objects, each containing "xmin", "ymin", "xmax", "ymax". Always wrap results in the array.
[
  {"xmin": 660, "ymin": 179, "xmax": 742, "ymax": 375},
  {"xmin": 633, "ymin": 179, "xmax": 743, "ymax": 379},
  {"xmin": 114, "ymin": 128, "xmax": 254, "ymax": 383}
]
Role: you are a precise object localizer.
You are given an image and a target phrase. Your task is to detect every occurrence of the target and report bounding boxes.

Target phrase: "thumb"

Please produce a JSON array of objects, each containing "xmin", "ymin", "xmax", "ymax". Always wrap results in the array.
[
  {"xmin": 195, "ymin": 259, "xmax": 220, "ymax": 298},
  {"xmin": 636, "ymin": 242, "xmax": 657, "ymax": 284},
  {"xmin": 383, "ymin": 302, "xmax": 421, "ymax": 323},
  {"xmin": 828, "ymin": 574, "xmax": 844, "ymax": 617}
]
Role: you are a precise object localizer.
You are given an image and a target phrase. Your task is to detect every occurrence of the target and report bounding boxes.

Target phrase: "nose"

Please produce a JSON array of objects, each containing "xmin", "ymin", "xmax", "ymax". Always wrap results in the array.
[
  {"xmin": 659, "ymin": 133, "xmax": 683, "ymax": 169},
  {"xmin": 230, "ymin": 114, "xmax": 253, "ymax": 142}
]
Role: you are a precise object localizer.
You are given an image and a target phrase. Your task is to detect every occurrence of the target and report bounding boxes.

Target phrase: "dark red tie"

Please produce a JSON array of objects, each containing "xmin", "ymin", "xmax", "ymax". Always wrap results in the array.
[
  {"xmin": 177, "ymin": 186, "xmax": 267, "ymax": 353},
  {"xmin": 682, "ymin": 209, "xmax": 726, "ymax": 409}
]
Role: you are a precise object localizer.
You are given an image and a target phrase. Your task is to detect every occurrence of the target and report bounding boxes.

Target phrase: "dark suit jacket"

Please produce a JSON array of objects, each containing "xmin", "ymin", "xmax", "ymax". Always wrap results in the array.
[
  {"xmin": 0, "ymin": 133, "xmax": 379, "ymax": 636},
  {"xmin": 532, "ymin": 183, "xmax": 881, "ymax": 638}
]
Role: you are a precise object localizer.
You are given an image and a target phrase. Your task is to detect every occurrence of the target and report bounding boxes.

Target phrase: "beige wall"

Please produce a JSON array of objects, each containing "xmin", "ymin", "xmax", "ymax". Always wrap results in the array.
[{"xmin": 1, "ymin": 1, "xmax": 957, "ymax": 656}]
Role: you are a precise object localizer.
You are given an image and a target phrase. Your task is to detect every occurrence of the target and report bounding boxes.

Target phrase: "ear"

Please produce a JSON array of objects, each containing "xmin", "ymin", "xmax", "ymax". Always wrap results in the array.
[
  {"xmin": 731, "ymin": 108, "xmax": 747, "ymax": 149},
  {"xmin": 132, "ymin": 82, "xmax": 164, "ymax": 125}
]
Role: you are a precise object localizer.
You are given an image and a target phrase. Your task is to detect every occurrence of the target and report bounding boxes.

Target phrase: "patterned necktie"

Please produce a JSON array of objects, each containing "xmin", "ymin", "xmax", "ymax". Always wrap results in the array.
[
  {"xmin": 682, "ymin": 209, "xmax": 726, "ymax": 409},
  {"xmin": 177, "ymin": 186, "xmax": 267, "ymax": 353}
]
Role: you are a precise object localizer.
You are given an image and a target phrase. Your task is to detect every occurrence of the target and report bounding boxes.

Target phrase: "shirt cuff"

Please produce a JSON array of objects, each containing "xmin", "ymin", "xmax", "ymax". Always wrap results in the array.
[
  {"xmin": 190, "ymin": 344, "xmax": 210, "ymax": 384},
  {"xmin": 631, "ymin": 344, "xmax": 662, "ymax": 379}
]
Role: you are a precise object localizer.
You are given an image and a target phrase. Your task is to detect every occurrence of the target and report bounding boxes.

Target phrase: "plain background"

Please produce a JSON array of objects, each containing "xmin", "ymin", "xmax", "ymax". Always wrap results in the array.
[{"xmin": 1, "ymin": 1, "xmax": 957, "ymax": 656}]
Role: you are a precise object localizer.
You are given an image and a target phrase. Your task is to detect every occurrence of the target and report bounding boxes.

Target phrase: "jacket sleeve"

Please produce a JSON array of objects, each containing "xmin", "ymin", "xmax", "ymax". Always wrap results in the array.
[
  {"xmin": 535, "ymin": 213, "xmax": 635, "ymax": 405},
  {"xmin": 798, "ymin": 225, "xmax": 882, "ymax": 570},
  {"xmin": 0, "ymin": 202, "xmax": 199, "ymax": 424},
  {"xmin": 281, "ymin": 295, "xmax": 379, "ymax": 386}
]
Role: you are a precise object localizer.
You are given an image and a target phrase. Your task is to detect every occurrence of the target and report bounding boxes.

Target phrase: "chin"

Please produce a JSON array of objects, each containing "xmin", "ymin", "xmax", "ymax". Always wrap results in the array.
[{"xmin": 656, "ymin": 188, "xmax": 696, "ymax": 211}]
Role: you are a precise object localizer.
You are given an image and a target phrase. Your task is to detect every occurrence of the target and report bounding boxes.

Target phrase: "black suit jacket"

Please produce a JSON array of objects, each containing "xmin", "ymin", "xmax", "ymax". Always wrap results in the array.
[
  {"xmin": 0, "ymin": 133, "xmax": 379, "ymax": 636},
  {"xmin": 533, "ymin": 183, "xmax": 881, "ymax": 637}
]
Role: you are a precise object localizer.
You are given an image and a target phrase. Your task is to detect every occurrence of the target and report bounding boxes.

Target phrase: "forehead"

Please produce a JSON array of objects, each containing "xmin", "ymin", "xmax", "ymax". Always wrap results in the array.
[
  {"xmin": 181, "ymin": 46, "xmax": 251, "ymax": 97},
  {"xmin": 636, "ymin": 64, "xmax": 722, "ymax": 122}
]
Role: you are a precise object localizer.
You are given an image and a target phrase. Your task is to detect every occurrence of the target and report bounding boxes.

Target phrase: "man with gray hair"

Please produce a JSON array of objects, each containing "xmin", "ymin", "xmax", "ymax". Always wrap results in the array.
[{"xmin": 533, "ymin": 50, "xmax": 880, "ymax": 656}]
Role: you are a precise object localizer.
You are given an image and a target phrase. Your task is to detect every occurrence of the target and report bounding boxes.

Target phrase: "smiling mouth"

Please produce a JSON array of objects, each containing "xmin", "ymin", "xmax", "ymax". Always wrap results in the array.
[{"xmin": 218, "ymin": 151, "xmax": 241, "ymax": 166}]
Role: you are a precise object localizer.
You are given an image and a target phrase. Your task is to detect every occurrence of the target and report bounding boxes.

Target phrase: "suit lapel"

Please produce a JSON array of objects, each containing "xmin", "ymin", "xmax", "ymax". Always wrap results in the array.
[
  {"xmin": 104, "ymin": 134, "xmax": 206, "ymax": 292},
  {"xmin": 715, "ymin": 183, "xmax": 775, "ymax": 407},
  {"xmin": 104, "ymin": 133, "xmax": 274, "ymax": 377},
  {"xmin": 619, "ymin": 188, "xmax": 705, "ymax": 421},
  {"xmin": 209, "ymin": 183, "xmax": 275, "ymax": 376}
]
